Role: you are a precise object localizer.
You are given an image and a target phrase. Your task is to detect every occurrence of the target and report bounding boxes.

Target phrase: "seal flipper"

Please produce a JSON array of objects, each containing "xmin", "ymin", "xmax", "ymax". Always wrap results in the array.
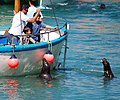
[{"xmin": 39, "ymin": 58, "xmax": 52, "ymax": 81}]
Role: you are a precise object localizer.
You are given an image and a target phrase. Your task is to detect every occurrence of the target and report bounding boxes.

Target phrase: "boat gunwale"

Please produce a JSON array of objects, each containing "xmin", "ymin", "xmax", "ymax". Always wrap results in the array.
[{"xmin": 0, "ymin": 32, "xmax": 68, "ymax": 53}]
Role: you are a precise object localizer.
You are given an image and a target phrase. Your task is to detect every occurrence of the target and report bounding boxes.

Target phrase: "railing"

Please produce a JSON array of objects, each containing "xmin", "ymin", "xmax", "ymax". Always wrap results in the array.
[{"xmin": 0, "ymin": 21, "xmax": 68, "ymax": 46}]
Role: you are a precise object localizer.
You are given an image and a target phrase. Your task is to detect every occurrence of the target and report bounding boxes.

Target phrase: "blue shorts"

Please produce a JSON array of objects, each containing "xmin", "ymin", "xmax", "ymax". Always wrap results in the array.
[{"xmin": 4, "ymin": 33, "xmax": 19, "ymax": 45}]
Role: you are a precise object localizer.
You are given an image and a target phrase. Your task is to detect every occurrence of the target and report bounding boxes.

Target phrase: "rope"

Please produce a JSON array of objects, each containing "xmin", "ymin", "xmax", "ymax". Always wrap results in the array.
[
  {"xmin": 49, "ymin": 0, "xmax": 61, "ymax": 36},
  {"xmin": 11, "ymin": 36, "xmax": 16, "ymax": 54},
  {"xmin": 49, "ymin": 0, "xmax": 58, "ymax": 26},
  {"xmin": 47, "ymin": 32, "xmax": 52, "ymax": 52},
  {"xmin": 48, "ymin": 41, "xmax": 52, "ymax": 52}
]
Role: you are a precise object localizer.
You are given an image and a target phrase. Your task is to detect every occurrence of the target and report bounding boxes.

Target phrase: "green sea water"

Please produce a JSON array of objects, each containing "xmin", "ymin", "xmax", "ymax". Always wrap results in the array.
[{"xmin": 0, "ymin": 0, "xmax": 120, "ymax": 100}]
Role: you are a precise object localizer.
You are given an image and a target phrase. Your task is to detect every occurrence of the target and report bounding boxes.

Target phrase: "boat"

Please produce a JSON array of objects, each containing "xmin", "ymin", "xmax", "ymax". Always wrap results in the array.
[{"xmin": 0, "ymin": 0, "xmax": 69, "ymax": 76}]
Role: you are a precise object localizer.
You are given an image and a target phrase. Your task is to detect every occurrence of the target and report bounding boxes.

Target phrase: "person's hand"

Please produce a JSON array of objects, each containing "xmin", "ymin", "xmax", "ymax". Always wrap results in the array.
[
  {"xmin": 53, "ymin": 27, "xmax": 59, "ymax": 31},
  {"xmin": 4, "ymin": 28, "xmax": 10, "ymax": 34},
  {"xmin": 36, "ymin": 8, "xmax": 40, "ymax": 13}
]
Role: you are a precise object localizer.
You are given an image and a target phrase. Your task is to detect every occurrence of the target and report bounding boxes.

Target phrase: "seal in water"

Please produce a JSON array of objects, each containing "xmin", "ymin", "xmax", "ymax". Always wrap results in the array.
[
  {"xmin": 101, "ymin": 58, "xmax": 114, "ymax": 80},
  {"xmin": 100, "ymin": 4, "xmax": 106, "ymax": 9},
  {"xmin": 39, "ymin": 58, "xmax": 52, "ymax": 81}
]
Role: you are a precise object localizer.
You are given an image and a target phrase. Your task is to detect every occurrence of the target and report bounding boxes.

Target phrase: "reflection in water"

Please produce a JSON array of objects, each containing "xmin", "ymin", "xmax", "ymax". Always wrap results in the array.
[
  {"xmin": 0, "ymin": 75, "xmax": 60, "ymax": 100},
  {"xmin": 0, "ymin": 77, "xmax": 54, "ymax": 100},
  {"xmin": 3, "ymin": 79, "xmax": 19, "ymax": 100},
  {"xmin": 70, "ymin": 13, "xmax": 120, "ymax": 34}
]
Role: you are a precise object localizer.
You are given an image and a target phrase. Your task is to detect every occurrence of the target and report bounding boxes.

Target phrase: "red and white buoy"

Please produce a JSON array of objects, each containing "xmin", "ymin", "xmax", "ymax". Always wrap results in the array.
[
  {"xmin": 43, "ymin": 50, "xmax": 54, "ymax": 64},
  {"xmin": 8, "ymin": 54, "xmax": 19, "ymax": 69}
]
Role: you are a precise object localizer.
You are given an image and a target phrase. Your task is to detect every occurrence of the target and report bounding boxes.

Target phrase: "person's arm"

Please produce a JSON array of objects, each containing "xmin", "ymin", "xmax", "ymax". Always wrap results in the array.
[
  {"xmin": 29, "ymin": 37, "xmax": 36, "ymax": 43},
  {"xmin": 43, "ymin": 25, "xmax": 59, "ymax": 31},
  {"xmin": 27, "ymin": 8, "xmax": 40, "ymax": 22}
]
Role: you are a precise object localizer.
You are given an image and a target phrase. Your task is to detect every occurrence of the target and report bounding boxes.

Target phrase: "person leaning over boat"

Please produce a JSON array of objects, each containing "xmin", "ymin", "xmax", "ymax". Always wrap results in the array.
[
  {"xmin": 4, "ymin": 4, "xmax": 40, "ymax": 44},
  {"xmin": 26, "ymin": 13, "xmax": 58, "ymax": 41},
  {"xmin": 27, "ymin": 0, "xmax": 43, "ymax": 19},
  {"xmin": 9, "ymin": 4, "xmax": 40, "ymax": 36}
]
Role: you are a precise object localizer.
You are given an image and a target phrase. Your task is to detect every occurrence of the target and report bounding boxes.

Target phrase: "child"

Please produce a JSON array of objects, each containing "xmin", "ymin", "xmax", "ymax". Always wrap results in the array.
[{"xmin": 20, "ymin": 26, "xmax": 36, "ymax": 44}]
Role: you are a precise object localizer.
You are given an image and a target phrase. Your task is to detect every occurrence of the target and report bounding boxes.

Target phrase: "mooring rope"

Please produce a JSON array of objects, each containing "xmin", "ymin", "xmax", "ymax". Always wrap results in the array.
[{"xmin": 49, "ymin": 0, "xmax": 61, "ymax": 36}]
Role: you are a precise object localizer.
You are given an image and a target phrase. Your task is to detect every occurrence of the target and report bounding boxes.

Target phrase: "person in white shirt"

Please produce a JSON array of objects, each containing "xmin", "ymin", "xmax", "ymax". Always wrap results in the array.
[
  {"xmin": 26, "ymin": 13, "xmax": 58, "ymax": 42},
  {"xmin": 9, "ymin": 4, "xmax": 40, "ymax": 36},
  {"xmin": 27, "ymin": 0, "xmax": 43, "ymax": 18},
  {"xmin": 4, "ymin": 4, "xmax": 40, "ymax": 44}
]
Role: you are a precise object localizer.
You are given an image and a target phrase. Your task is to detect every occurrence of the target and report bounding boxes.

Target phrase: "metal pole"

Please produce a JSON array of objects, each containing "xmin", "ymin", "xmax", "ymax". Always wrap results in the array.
[
  {"xmin": 40, "ymin": 0, "xmax": 43, "ymax": 8},
  {"xmin": 63, "ymin": 37, "xmax": 68, "ymax": 69}
]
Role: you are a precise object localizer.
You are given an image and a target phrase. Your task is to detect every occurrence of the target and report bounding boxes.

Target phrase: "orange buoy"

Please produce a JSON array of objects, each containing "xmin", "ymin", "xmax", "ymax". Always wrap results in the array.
[
  {"xmin": 43, "ymin": 50, "xmax": 54, "ymax": 64},
  {"xmin": 8, "ymin": 54, "xmax": 19, "ymax": 68}
]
